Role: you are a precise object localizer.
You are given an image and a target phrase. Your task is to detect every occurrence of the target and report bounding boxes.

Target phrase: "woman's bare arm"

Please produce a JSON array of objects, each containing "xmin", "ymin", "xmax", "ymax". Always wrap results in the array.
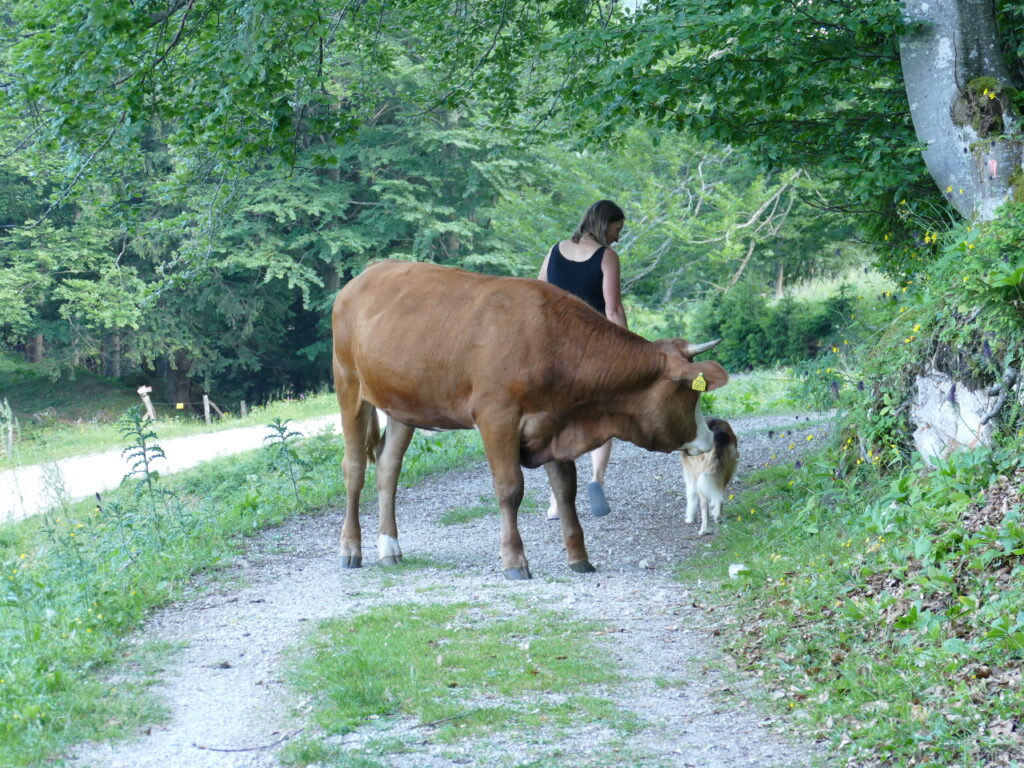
[{"xmin": 601, "ymin": 248, "xmax": 628, "ymax": 329}]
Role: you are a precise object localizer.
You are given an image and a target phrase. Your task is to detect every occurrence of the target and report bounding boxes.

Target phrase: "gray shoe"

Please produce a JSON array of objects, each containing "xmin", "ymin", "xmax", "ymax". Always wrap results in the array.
[{"xmin": 588, "ymin": 481, "xmax": 610, "ymax": 517}]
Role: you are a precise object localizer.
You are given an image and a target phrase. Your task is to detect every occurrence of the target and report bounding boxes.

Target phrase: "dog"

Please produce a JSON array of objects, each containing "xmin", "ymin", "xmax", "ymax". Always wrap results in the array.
[{"xmin": 680, "ymin": 417, "xmax": 739, "ymax": 535}]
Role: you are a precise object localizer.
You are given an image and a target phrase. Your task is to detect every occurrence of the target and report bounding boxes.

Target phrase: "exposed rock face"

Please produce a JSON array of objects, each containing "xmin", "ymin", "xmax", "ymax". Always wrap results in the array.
[{"xmin": 911, "ymin": 370, "xmax": 995, "ymax": 460}]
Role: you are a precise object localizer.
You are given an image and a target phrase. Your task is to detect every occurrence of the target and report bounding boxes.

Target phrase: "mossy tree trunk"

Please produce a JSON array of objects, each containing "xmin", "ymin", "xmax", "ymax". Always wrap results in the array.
[{"xmin": 901, "ymin": 0, "xmax": 1023, "ymax": 221}]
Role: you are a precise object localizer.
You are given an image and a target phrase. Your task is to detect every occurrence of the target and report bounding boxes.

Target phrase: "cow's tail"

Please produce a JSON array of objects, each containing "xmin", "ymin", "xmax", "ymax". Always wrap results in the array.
[{"xmin": 365, "ymin": 406, "xmax": 384, "ymax": 464}]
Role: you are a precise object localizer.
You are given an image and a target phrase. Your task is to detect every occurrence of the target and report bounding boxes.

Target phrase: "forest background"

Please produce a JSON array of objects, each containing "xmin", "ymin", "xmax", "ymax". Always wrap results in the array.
[{"xmin": 0, "ymin": 0, "xmax": 920, "ymax": 408}]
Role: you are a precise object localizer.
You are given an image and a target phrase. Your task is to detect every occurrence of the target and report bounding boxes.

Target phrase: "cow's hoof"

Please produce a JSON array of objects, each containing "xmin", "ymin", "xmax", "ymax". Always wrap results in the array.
[
  {"xmin": 379, "ymin": 554, "xmax": 403, "ymax": 567},
  {"xmin": 587, "ymin": 482, "xmax": 610, "ymax": 517},
  {"xmin": 339, "ymin": 555, "xmax": 363, "ymax": 569},
  {"xmin": 503, "ymin": 566, "xmax": 532, "ymax": 581},
  {"xmin": 569, "ymin": 559, "xmax": 596, "ymax": 574}
]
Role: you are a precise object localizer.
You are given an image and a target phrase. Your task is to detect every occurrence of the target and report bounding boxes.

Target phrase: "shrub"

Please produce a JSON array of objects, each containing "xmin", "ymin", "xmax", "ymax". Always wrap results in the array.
[{"xmin": 688, "ymin": 282, "xmax": 853, "ymax": 371}]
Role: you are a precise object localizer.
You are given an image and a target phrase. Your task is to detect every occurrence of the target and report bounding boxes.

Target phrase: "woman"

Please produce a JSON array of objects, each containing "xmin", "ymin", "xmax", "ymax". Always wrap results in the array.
[{"xmin": 537, "ymin": 199, "xmax": 628, "ymax": 519}]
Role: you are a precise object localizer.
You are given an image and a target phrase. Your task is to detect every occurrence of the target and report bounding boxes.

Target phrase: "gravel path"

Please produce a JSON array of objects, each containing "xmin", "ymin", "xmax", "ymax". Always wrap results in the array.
[{"xmin": 70, "ymin": 413, "xmax": 835, "ymax": 768}]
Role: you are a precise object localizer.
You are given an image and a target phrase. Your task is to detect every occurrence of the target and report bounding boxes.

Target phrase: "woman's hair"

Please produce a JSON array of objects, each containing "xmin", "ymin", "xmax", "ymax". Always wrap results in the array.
[{"xmin": 571, "ymin": 200, "xmax": 625, "ymax": 246}]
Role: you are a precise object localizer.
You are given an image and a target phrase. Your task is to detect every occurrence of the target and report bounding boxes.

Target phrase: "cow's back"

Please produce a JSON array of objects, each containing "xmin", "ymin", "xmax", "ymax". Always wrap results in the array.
[{"xmin": 332, "ymin": 261, "xmax": 599, "ymax": 429}]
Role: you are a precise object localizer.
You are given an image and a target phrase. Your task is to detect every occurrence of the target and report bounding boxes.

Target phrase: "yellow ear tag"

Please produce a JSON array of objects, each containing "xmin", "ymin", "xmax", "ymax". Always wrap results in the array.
[{"xmin": 691, "ymin": 372, "xmax": 707, "ymax": 392}]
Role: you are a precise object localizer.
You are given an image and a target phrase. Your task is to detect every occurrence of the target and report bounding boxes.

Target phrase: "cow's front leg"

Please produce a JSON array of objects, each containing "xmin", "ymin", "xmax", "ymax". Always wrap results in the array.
[
  {"xmin": 544, "ymin": 460, "xmax": 595, "ymax": 573},
  {"xmin": 375, "ymin": 417, "xmax": 415, "ymax": 566},
  {"xmin": 478, "ymin": 416, "xmax": 530, "ymax": 580}
]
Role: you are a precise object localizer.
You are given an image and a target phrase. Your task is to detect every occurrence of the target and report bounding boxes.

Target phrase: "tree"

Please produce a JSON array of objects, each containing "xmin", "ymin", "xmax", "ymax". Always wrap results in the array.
[
  {"xmin": 481, "ymin": 129, "xmax": 859, "ymax": 303},
  {"xmin": 901, "ymin": 0, "xmax": 1023, "ymax": 220}
]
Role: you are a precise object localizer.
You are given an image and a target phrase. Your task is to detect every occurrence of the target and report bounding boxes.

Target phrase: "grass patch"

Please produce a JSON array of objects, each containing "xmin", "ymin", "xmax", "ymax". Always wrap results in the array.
[
  {"xmin": 282, "ymin": 602, "xmax": 625, "ymax": 765},
  {"xmin": 701, "ymin": 367, "xmax": 804, "ymax": 417},
  {"xmin": 438, "ymin": 491, "xmax": 544, "ymax": 526},
  {"xmin": 0, "ymin": 411, "xmax": 483, "ymax": 767},
  {"xmin": 439, "ymin": 502, "xmax": 494, "ymax": 526},
  {"xmin": 683, "ymin": 438, "xmax": 1024, "ymax": 767}
]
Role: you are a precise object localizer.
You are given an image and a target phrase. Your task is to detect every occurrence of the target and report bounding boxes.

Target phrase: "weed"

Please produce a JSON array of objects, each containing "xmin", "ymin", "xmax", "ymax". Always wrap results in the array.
[
  {"xmin": 264, "ymin": 417, "xmax": 307, "ymax": 509},
  {"xmin": 119, "ymin": 407, "xmax": 168, "ymax": 518}
]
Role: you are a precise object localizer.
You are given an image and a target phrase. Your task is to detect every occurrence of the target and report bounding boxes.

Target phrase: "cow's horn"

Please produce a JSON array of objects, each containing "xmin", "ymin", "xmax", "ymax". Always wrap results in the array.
[{"xmin": 684, "ymin": 338, "xmax": 721, "ymax": 357}]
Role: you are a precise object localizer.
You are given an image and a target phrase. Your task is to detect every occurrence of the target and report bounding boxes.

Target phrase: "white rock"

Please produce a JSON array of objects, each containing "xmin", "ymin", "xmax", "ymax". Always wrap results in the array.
[{"xmin": 728, "ymin": 563, "xmax": 749, "ymax": 579}]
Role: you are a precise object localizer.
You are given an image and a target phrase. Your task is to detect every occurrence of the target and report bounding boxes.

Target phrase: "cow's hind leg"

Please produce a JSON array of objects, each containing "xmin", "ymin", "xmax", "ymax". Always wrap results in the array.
[
  {"xmin": 338, "ymin": 397, "xmax": 375, "ymax": 568},
  {"xmin": 545, "ymin": 460, "xmax": 594, "ymax": 574},
  {"xmin": 375, "ymin": 416, "xmax": 415, "ymax": 566},
  {"xmin": 477, "ymin": 416, "xmax": 530, "ymax": 580}
]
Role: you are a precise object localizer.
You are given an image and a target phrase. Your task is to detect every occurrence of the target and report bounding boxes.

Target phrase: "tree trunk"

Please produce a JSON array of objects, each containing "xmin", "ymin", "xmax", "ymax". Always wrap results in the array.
[
  {"xmin": 103, "ymin": 332, "xmax": 122, "ymax": 378},
  {"xmin": 774, "ymin": 260, "xmax": 785, "ymax": 299},
  {"xmin": 31, "ymin": 333, "xmax": 44, "ymax": 363},
  {"xmin": 901, "ymin": 0, "xmax": 1022, "ymax": 220},
  {"xmin": 170, "ymin": 351, "xmax": 193, "ymax": 410}
]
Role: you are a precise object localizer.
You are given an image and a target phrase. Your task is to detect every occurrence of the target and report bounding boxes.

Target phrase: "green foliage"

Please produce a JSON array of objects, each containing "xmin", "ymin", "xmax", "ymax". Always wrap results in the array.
[
  {"xmin": 690, "ymin": 436, "xmax": 1024, "ymax": 766},
  {"xmin": 562, "ymin": 0, "xmax": 937, "ymax": 216},
  {"xmin": 819, "ymin": 201, "xmax": 1024, "ymax": 459},
  {"xmin": 480, "ymin": 130, "xmax": 862, "ymax": 304},
  {"xmin": 687, "ymin": 195, "xmax": 1024, "ymax": 765},
  {"xmin": 688, "ymin": 282, "xmax": 854, "ymax": 371},
  {"xmin": 701, "ymin": 368, "xmax": 803, "ymax": 417}
]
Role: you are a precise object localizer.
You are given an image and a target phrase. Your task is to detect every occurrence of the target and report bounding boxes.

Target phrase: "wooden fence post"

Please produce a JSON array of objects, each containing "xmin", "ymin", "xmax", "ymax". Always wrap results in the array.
[
  {"xmin": 240, "ymin": 400, "xmax": 248, "ymax": 417},
  {"xmin": 137, "ymin": 386, "xmax": 157, "ymax": 421},
  {"xmin": 203, "ymin": 394, "xmax": 211, "ymax": 425}
]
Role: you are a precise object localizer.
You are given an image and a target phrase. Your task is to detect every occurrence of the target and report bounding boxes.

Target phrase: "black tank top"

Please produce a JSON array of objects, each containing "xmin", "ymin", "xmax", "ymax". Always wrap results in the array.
[{"xmin": 546, "ymin": 244, "xmax": 606, "ymax": 315}]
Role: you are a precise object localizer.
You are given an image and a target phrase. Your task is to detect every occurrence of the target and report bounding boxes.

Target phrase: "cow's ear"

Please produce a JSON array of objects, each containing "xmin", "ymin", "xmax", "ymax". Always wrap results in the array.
[
  {"xmin": 692, "ymin": 361, "xmax": 729, "ymax": 392},
  {"xmin": 666, "ymin": 358, "xmax": 729, "ymax": 392}
]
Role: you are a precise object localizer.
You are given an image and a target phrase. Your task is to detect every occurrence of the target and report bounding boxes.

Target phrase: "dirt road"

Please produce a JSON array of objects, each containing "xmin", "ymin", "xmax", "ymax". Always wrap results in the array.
[{"xmin": 69, "ymin": 412, "xmax": 834, "ymax": 768}]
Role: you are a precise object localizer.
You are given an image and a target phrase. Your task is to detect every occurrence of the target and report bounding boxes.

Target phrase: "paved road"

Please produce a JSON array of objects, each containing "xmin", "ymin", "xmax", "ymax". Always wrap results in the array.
[{"xmin": 0, "ymin": 414, "xmax": 341, "ymax": 524}]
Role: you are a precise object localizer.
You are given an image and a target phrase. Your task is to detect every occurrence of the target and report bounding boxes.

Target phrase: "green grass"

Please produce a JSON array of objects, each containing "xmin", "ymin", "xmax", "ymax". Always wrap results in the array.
[
  {"xmin": 681, "ymin": 438, "xmax": 1024, "ymax": 767},
  {"xmin": 781, "ymin": 267, "xmax": 894, "ymax": 303},
  {"xmin": 0, "ymin": 415, "xmax": 484, "ymax": 767},
  {"xmin": 438, "ymin": 491, "xmax": 545, "ymax": 526},
  {"xmin": 701, "ymin": 367, "xmax": 805, "ymax": 417},
  {"xmin": 0, "ymin": 351, "xmax": 138, "ymax": 421},
  {"xmin": 281, "ymin": 601, "xmax": 630, "ymax": 767}
]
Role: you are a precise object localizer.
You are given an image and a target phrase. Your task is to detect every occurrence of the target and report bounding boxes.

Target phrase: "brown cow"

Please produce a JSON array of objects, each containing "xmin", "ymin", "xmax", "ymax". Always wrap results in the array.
[{"xmin": 331, "ymin": 260, "xmax": 728, "ymax": 579}]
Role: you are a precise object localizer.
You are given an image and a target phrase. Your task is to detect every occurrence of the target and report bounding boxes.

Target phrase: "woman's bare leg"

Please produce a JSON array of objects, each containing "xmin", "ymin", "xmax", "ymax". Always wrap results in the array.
[{"xmin": 590, "ymin": 440, "xmax": 611, "ymax": 484}]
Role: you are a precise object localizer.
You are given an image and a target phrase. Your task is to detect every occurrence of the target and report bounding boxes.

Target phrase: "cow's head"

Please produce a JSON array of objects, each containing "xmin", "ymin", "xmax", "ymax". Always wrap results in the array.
[{"xmin": 652, "ymin": 338, "xmax": 729, "ymax": 455}]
